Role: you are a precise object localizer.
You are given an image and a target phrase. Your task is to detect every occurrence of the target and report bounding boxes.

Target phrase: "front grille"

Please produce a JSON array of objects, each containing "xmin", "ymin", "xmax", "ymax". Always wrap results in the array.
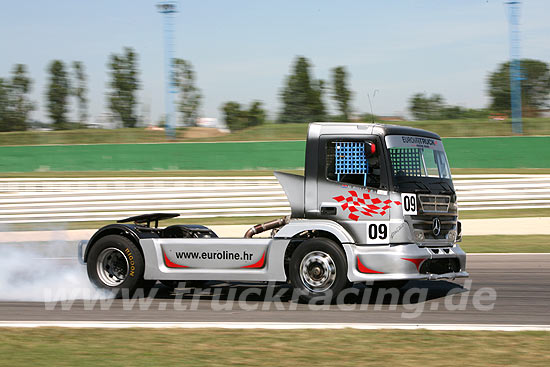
[
  {"xmin": 419, "ymin": 258, "xmax": 461, "ymax": 274},
  {"xmin": 418, "ymin": 194, "xmax": 450, "ymax": 213},
  {"xmin": 408, "ymin": 194, "xmax": 458, "ymax": 244},
  {"xmin": 412, "ymin": 215, "xmax": 457, "ymax": 240}
]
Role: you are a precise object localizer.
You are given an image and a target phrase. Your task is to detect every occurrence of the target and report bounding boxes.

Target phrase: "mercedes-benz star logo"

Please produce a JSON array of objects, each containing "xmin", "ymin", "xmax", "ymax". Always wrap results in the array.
[{"xmin": 432, "ymin": 217, "xmax": 441, "ymax": 236}]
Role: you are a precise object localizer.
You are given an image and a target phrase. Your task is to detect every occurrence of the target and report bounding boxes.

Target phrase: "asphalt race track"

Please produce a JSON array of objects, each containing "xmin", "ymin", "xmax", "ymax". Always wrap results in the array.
[{"xmin": 0, "ymin": 253, "xmax": 548, "ymax": 325}]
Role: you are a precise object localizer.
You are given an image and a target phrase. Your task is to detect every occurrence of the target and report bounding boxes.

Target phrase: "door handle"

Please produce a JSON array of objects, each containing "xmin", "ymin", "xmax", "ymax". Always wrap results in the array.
[{"xmin": 321, "ymin": 206, "xmax": 337, "ymax": 215}]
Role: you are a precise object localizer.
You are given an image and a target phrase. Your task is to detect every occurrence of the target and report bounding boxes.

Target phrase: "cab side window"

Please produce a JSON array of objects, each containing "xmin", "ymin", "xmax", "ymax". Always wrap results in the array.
[{"xmin": 326, "ymin": 140, "xmax": 381, "ymax": 188}]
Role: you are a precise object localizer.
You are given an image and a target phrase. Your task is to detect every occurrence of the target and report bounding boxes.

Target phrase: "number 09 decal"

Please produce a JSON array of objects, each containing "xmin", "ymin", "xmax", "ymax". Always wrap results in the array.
[
  {"xmin": 366, "ymin": 221, "xmax": 390, "ymax": 244},
  {"xmin": 401, "ymin": 193, "xmax": 417, "ymax": 215}
]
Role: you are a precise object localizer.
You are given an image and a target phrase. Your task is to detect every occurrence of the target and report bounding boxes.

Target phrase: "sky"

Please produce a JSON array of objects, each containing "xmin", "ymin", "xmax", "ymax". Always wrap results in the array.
[{"xmin": 1, "ymin": 0, "xmax": 549, "ymax": 125}]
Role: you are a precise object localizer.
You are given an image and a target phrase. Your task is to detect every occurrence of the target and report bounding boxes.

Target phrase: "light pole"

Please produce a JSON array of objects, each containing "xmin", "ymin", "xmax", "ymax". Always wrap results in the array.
[
  {"xmin": 157, "ymin": 1, "xmax": 178, "ymax": 138},
  {"xmin": 506, "ymin": 1, "xmax": 523, "ymax": 134}
]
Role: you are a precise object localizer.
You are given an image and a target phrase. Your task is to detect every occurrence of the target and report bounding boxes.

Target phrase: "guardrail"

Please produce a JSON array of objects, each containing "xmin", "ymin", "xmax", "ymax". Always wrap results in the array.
[{"xmin": 0, "ymin": 174, "xmax": 549, "ymax": 224}]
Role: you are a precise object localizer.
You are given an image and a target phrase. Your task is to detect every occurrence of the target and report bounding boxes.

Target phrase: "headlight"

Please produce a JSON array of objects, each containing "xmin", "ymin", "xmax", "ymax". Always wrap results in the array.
[
  {"xmin": 447, "ymin": 230, "xmax": 457, "ymax": 242},
  {"xmin": 414, "ymin": 230, "xmax": 424, "ymax": 242}
]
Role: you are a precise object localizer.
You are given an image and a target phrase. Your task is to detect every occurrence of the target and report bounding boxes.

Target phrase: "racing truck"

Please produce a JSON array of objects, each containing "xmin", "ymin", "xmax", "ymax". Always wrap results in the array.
[{"xmin": 79, "ymin": 122, "xmax": 468, "ymax": 300}]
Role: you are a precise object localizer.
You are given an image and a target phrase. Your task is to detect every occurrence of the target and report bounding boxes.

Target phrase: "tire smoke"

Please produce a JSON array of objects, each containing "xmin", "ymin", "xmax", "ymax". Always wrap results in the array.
[{"xmin": 0, "ymin": 226, "xmax": 114, "ymax": 302}]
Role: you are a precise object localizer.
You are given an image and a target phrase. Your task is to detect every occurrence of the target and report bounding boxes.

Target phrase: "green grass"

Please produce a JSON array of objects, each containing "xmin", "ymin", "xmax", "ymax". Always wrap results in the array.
[
  {"xmin": 4, "ymin": 208, "xmax": 550, "ymax": 233},
  {"xmin": 386, "ymin": 117, "xmax": 550, "ymax": 137},
  {"xmin": 3, "ymin": 207, "xmax": 550, "ymax": 232},
  {"xmin": 3, "ymin": 235, "xmax": 547, "ymax": 254},
  {"xmin": 452, "ymin": 167, "xmax": 550, "ymax": 175},
  {"xmin": 3, "ymin": 208, "xmax": 550, "ymax": 231},
  {"xmin": 0, "ymin": 167, "xmax": 548, "ymax": 178},
  {"xmin": 0, "ymin": 127, "xmax": 185, "ymax": 146},
  {"xmin": 460, "ymin": 235, "xmax": 550, "ymax": 253},
  {"xmin": 1, "ymin": 118, "xmax": 550, "ymax": 147},
  {"xmin": 0, "ymin": 169, "xmax": 303, "ymax": 178},
  {"xmin": 458, "ymin": 208, "xmax": 550, "ymax": 220},
  {"xmin": 0, "ymin": 124, "xmax": 309, "ymax": 146},
  {"xmin": 190, "ymin": 122, "xmax": 309, "ymax": 142},
  {"xmin": 0, "ymin": 328, "xmax": 547, "ymax": 367},
  {"xmin": 0, "ymin": 216, "xmax": 279, "ymax": 232}
]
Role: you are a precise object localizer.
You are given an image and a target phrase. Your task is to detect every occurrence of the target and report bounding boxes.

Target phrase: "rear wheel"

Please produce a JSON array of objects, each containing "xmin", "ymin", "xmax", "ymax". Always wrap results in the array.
[
  {"xmin": 289, "ymin": 238, "xmax": 349, "ymax": 302},
  {"xmin": 87, "ymin": 234, "xmax": 151, "ymax": 297}
]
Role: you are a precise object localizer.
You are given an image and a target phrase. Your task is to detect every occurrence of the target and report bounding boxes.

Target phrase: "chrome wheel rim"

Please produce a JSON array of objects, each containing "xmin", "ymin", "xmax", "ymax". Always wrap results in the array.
[
  {"xmin": 96, "ymin": 247, "xmax": 129, "ymax": 287},
  {"xmin": 299, "ymin": 251, "xmax": 336, "ymax": 293}
]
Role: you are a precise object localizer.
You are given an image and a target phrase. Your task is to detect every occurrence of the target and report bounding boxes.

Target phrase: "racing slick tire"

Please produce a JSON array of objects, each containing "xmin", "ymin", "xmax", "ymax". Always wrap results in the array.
[
  {"xmin": 289, "ymin": 238, "xmax": 350, "ymax": 302},
  {"xmin": 87, "ymin": 234, "xmax": 152, "ymax": 298}
]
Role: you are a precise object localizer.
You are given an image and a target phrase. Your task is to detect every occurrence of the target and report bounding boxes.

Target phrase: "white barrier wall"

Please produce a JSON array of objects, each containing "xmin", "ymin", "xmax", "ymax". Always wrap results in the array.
[{"xmin": 0, "ymin": 175, "xmax": 549, "ymax": 224}]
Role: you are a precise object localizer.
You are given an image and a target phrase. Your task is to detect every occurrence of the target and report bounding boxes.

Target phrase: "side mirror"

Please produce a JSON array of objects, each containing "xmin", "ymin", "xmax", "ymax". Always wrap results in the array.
[{"xmin": 364, "ymin": 142, "xmax": 376, "ymax": 157}]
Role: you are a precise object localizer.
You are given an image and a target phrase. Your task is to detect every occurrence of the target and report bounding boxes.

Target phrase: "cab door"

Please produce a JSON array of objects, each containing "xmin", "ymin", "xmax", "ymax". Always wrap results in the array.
[{"xmin": 315, "ymin": 135, "xmax": 396, "ymax": 245}]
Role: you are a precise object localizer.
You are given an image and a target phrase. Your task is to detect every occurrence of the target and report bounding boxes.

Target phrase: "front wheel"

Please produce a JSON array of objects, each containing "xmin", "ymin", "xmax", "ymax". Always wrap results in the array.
[
  {"xmin": 87, "ymin": 234, "xmax": 150, "ymax": 297},
  {"xmin": 289, "ymin": 238, "xmax": 349, "ymax": 302}
]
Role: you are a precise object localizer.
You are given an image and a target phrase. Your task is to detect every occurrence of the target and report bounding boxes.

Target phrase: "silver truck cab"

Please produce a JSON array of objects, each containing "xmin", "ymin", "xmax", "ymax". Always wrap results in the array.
[
  {"xmin": 275, "ymin": 122, "xmax": 467, "ymax": 285},
  {"xmin": 80, "ymin": 122, "xmax": 468, "ymax": 301}
]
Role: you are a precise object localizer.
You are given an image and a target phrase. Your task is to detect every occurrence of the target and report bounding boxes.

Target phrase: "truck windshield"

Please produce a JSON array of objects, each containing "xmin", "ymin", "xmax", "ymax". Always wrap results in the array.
[{"xmin": 385, "ymin": 135, "xmax": 452, "ymax": 191}]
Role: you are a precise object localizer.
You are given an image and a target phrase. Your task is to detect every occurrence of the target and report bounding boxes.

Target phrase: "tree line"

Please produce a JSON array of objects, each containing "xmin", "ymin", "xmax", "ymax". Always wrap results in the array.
[
  {"xmin": 409, "ymin": 59, "xmax": 550, "ymax": 120},
  {"xmin": 0, "ymin": 47, "xmax": 202, "ymax": 132},
  {"xmin": 2, "ymin": 50, "xmax": 549, "ymax": 133},
  {"xmin": 222, "ymin": 57, "xmax": 353, "ymax": 131},
  {"xmin": 224, "ymin": 56, "xmax": 550, "ymax": 131}
]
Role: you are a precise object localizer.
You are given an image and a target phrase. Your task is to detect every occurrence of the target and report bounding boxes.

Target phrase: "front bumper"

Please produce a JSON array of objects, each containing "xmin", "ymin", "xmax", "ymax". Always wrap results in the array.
[
  {"xmin": 344, "ymin": 242, "xmax": 468, "ymax": 282},
  {"xmin": 78, "ymin": 240, "xmax": 88, "ymax": 265}
]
